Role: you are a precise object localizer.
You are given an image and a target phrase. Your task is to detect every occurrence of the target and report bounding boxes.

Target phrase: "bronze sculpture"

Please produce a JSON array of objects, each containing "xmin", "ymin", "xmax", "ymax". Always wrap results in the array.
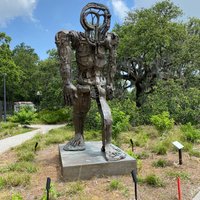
[{"xmin": 55, "ymin": 2, "xmax": 125, "ymax": 161}]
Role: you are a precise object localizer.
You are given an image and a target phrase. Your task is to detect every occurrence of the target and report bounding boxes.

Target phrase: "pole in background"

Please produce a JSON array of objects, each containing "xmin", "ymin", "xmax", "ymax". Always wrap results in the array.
[{"xmin": 3, "ymin": 73, "xmax": 7, "ymax": 122}]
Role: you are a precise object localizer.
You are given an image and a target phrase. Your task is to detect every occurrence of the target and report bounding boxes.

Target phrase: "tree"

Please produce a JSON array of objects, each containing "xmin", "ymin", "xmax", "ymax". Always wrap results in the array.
[
  {"xmin": 114, "ymin": 0, "xmax": 187, "ymax": 107},
  {"xmin": 0, "ymin": 32, "xmax": 22, "ymax": 102},
  {"xmin": 35, "ymin": 49, "xmax": 64, "ymax": 109},
  {"xmin": 12, "ymin": 43, "xmax": 40, "ymax": 101}
]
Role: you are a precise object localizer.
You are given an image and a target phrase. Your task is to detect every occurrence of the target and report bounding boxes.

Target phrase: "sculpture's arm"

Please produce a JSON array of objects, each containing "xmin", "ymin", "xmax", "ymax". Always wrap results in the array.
[
  {"xmin": 55, "ymin": 30, "xmax": 78, "ymax": 105},
  {"xmin": 106, "ymin": 32, "xmax": 119, "ymax": 100}
]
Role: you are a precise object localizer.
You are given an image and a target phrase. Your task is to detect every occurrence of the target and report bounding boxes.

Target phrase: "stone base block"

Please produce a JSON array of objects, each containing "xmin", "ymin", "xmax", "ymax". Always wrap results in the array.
[{"xmin": 59, "ymin": 141, "xmax": 136, "ymax": 181}]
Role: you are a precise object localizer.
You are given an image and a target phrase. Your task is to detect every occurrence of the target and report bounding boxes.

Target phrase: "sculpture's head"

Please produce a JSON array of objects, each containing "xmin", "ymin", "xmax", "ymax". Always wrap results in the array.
[{"xmin": 80, "ymin": 2, "xmax": 111, "ymax": 45}]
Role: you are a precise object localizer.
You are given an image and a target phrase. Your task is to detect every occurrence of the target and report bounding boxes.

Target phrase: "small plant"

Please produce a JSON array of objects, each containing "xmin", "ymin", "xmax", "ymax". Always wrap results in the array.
[
  {"xmin": 66, "ymin": 181, "xmax": 84, "ymax": 196},
  {"xmin": 134, "ymin": 132, "xmax": 149, "ymax": 147},
  {"xmin": 167, "ymin": 171, "xmax": 190, "ymax": 180},
  {"xmin": 152, "ymin": 159, "xmax": 170, "ymax": 168},
  {"xmin": 108, "ymin": 179, "xmax": 123, "ymax": 191},
  {"xmin": 9, "ymin": 105, "xmax": 37, "ymax": 125},
  {"xmin": 152, "ymin": 143, "xmax": 167, "ymax": 155},
  {"xmin": 136, "ymin": 151, "xmax": 149, "ymax": 159},
  {"xmin": 189, "ymin": 149, "xmax": 200, "ymax": 157},
  {"xmin": 12, "ymin": 193, "xmax": 23, "ymax": 200},
  {"xmin": 150, "ymin": 111, "xmax": 174, "ymax": 133},
  {"xmin": 145, "ymin": 174, "xmax": 165, "ymax": 187},
  {"xmin": 2, "ymin": 173, "xmax": 30, "ymax": 187},
  {"xmin": 41, "ymin": 183, "xmax": 60, "ymax": 200},
  {"xmin": 181, "ymin": 123, "xmax": 200, "ymax": 143}
]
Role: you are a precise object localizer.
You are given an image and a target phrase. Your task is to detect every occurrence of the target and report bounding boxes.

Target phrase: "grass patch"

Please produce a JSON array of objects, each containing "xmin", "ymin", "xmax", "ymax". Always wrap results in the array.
[
  {"xmin": 144, "ymin": 174, "xmax": 165, "ymax": 187},
  {"xmin": 108, "ymin": 179, "xmax": 123, "ymax": 191},
  {"xmin": 152, "ymin": 159, "xmax": 170, "ymax": 168},
  {"xmin": 41, "ymin": 183, "xmax": 60, "ymax": 200},
  {"xmin": 66, "ymin": 181, "xmax": 84, "ymax": 196},
  {"xmin": 84, "ymin": 130, "xmax": 101, "ymax": 141},
  {"xmin": 0, "ymin": 173, "xmax": 30, "ymax": 188},
  {"xmin": 167, "ymin": 171, "xmax": 190, "ymax": 180},
  {"xmin": 152, "ymin": 143, "xmax": 167, "ymax": 155},
  {"xmin": 0, "ymin": 122, "xmax": 33, "ymax": 140},
  {"xmin": 189, "ymin": 149, "xmax": 200, "ymax": 157},
  {"xmin": 0, "ymin": 161, "xmax": 37, "ymax": 173},
  {"xmin": 11, "ymin": 193, "xmax": 23, "ymax": 200},
  {"xmin": 44, "ymin": 127, "xmax": 73, "ymax": 146}
]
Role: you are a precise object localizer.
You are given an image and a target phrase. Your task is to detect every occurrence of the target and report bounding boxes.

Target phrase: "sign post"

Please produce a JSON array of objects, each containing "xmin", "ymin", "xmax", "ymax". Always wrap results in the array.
[
  {"xmin": 172, "ymin": 141, "xmax": 184, "ymax": 165},
  {"xmin": 131, "ymin": 170, "xmax": 138, "ymax": 200},
  {"xmin": 46, "ymin": 177, "xmax": 51, "ymax": 200}
]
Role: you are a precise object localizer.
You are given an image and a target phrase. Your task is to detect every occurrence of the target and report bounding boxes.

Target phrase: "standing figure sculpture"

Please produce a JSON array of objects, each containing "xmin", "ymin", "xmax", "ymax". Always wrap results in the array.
[{"xmin": 55, "ymin": 3, "xmax": 125, "ymax": 161}]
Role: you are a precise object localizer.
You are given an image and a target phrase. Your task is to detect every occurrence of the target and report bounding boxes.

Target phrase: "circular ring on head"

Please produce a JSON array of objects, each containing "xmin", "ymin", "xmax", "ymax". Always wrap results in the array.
[{"xmin": 80, "ymin": 2, "xmax": 111, "ymax": 45}]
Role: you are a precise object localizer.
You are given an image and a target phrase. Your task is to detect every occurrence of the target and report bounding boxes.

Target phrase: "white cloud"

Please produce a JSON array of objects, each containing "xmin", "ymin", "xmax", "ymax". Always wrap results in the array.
[
  {"xmin": 0, "ymin": 0, "xmax": 37, "ymax": 27},
  {"xmin": 110, "ymin": 0, "xmax": 130, "ymax": 21},
  {"xmin": 134, "ymin": 0, "xmax": 200, "ymax": 19}
]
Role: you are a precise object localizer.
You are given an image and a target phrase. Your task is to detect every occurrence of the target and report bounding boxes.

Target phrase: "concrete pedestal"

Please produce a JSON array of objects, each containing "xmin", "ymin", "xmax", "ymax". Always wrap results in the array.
[{"xmin": 59, "ymin": 141, "xmax": 136, "ymax": 181}]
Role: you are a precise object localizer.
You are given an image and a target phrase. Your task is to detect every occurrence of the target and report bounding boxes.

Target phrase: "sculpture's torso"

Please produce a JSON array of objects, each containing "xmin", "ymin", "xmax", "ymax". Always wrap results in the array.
[{"xmin": 74, "ymin": 33, "xmax": 108, "ymax": 86}]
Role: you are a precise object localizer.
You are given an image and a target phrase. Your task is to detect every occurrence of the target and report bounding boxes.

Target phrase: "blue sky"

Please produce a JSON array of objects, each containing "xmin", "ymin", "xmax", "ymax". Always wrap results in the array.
[{"xmin": 0, "ymin": 0, "xmax": 200, "ymax": 60}]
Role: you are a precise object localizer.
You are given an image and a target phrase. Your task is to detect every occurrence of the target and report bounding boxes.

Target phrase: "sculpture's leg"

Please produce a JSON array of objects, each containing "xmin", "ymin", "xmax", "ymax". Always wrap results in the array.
[
  {"xmin": 96, "ymin": 86, "xmax": 126, "ymax": 161},
  {"xmin": 63, "ymin": 86, "xmax": 91, "ymax": 151}
]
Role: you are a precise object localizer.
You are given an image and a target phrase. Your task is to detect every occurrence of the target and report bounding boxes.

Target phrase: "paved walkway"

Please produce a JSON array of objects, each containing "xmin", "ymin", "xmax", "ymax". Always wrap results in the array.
[
  {"xmin": 0, "ymin": 124, "xmax": 66, "ymax": 154},
  {"xmin": 193, "ymin": 188, "xmax": 200, "ymax": 200}
]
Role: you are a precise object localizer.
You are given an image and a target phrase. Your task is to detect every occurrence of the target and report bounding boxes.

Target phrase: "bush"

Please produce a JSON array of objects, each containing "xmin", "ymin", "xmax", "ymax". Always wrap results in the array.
[
  {"xmin": 108, "ymin": 179, "xmax": 123, "ymax": 191},
  {"xmin": 12, "ymin": 193, "xmax": 23, "ymax": 200},
  {"xmin": 38, "ymin": 107, "xmax": 72, "ymax": 124},
  {"xmin": 150, "ymin": 111, "xmax": 174, "ymax": 133},
  {"xmin": 85, "ymin": 101, "xmax": 130, "ymax": 139},
  {"xmin": 9, "ymin": 106, "xmax": 37, "ymax": 125},
  {"xmin": 112, "ymin": 107, "xmax": 130, "ymax": 139},
  {"xmin": 181, "ymin": 123, "xmax": 200, "ymax": 143},
  {"xmin": 152, "ymin": 143, "xmax": 167, "ymax": 155},
  {"xmin": 142, "ymin": 80, "xmax": 200, "ymax": 125},
  {"xmin": 152, "ymin": 159, "xmax": 170, "ymax": 168},
  {"xmin": 144, "ymin": 174, "xmax": 164, "ymax": 187}
]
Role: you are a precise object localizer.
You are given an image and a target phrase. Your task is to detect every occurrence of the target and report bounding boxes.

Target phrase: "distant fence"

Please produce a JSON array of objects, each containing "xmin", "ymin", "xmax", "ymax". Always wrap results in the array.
[{"xmin": 0, "ymin": 101, "xmax": 13, "ymax": 121}]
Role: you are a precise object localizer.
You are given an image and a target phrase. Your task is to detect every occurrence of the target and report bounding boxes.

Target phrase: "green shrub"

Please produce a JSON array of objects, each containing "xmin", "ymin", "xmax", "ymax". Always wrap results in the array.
[
  {"xmin": 112, "ymin": 107, "xmax": 130, "ymax": 139},
  {"xmin": 189, "ymin": 149, "xmax": 200, "ymax": 158},
  {"xmin": 150, "ymin": 111, "xmax": 174, "ymax": 133},
  {"xmin": 152, "ymin": 159, "xmax": 170, "ymax": 168},
  {"xmin": 152, "ymin": 143, "xmax": 167, "ymax": 155},
  {"xmin": 38, "ymin": 107, "xmax": 72, "ymax": 124},
  {"xmin": 134, "ymin": 132, "xmax": 149, "ymax": 147},
  {"xmin": 145, "ymin": 174, "xmax": 165, "ymax": 187},
  {"xmin": 12, "ymin": 193, "xmax": 23, "ymax": 200},
  {"xmin": 181, "ymin": 123, "xmax": 200, "ymax": 143},
  {"xmin": 108, "ymin": 179, "xmax": 123, "ymax": 191},
  {"xmin": 85, "ymin": 101, "xmax": 101, "ymax": 131},
  {"xmin": 167, "ymin": 171, "xmax": 190, "ymax": 180},
  {"xmin": 9, "ymin": 106, "xmax": 37, "ymax": 125},
  {"xmin": 142, "ymin": 80, "xmax": 200, "ymax": 125},
  {"xmin": 85, "ymin": 101, "xmax": 130, "ymax": 139}
]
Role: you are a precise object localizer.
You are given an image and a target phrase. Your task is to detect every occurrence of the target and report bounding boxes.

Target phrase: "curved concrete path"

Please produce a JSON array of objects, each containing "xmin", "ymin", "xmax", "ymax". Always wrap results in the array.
[
  {"xmin": 0, "ymin": 124, "xmax": 66, "ymax": 154},
  {"xmin": 193, "ymin": 188, "xmax": 200, "ymax": 200}
]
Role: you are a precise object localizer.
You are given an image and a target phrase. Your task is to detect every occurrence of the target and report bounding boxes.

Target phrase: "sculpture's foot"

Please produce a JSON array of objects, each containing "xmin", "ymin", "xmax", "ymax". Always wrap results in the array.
[
  {"xmin": 63, "ymin": 134, "xmax": 85, "ymax": 151},
  {"xmin": 105, "ymin": 144, "xmax": 126, "ymax": 161}
]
